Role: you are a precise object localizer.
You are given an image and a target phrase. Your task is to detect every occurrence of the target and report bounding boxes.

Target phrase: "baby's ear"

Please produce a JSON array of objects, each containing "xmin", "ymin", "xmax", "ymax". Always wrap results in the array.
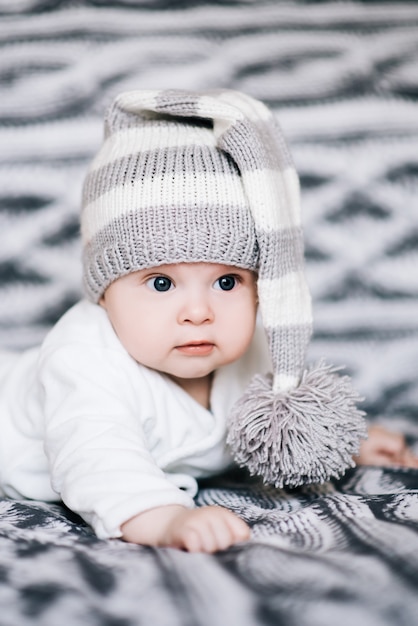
[{"xmin": 98, "ymin": 296, "xmax": 106, "ymax": 309}]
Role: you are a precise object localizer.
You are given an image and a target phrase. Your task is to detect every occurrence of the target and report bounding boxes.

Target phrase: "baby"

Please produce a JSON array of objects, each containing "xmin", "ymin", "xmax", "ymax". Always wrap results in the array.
[{"xmin": 0, "ymin": 89, "xmax": 416, "ymax": 553}]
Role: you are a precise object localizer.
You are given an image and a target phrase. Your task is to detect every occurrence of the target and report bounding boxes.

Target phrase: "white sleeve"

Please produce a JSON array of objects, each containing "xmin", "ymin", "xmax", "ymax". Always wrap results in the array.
[{"xmin": 38, "ymin": 344, "xmax": 194, "ymax": 539}]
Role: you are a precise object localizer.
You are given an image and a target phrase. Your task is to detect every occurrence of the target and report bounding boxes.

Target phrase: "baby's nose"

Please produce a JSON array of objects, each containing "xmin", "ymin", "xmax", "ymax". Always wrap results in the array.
[{"xmin": 179, "ymin": 294, "xmax": 214, "ymax": 325}]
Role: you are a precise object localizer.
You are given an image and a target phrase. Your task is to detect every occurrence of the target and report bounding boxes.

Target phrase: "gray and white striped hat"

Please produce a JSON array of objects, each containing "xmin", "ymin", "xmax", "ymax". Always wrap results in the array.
[{"xmin": 81, "ymin": 89, "xmax": 366, "ymax": 488}]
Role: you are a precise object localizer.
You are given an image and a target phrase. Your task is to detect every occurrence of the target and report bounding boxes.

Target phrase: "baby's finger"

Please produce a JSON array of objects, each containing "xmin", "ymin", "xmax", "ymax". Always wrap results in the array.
[
  {"xmin": 185, "ymin": 512, "xmax": 226, "ymax": 553},
  {"xmin": 224, "ymin": 512, "xmax": 251, "ymax": 543},
  {"xmin": 180, "ymin": 525, "xmax": 211, "ymax": 553},
  {"xmin": 362, "ymin": 453, "xmax": 399, "ymax": 467},
  {"xmin": 399, "ymin": 447, "xmax": 418, "ymax": 469},
  {"xmin": 371, "ymin": 426, "xmax": 405, "ymax": 455},
  {"xmin": 202, "ymin": 507, "xmax": 249, "ymax": 551},
  {"xmin": 206, "ymin": 517, "xmax": 235, "ymax": 552}
]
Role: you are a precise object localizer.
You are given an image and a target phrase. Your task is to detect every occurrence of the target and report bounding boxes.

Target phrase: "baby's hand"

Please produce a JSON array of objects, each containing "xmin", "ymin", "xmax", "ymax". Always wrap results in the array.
[
  {"xmin": 161, "ymin": 505, "xmax": 250, "ymax": 552},
  {"xmin": 121, "ymin": 504, "xmax": 250, "ymax": 552},
  {"xmin": 354, "ymin": 424, "xmax": 418, "ymax": 468}
]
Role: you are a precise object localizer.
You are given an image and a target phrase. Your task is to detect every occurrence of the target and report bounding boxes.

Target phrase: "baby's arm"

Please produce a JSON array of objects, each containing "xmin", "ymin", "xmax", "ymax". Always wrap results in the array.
[
  {"xmin": 121, "ymin": 504, "xmax": 250, "ymax": 552},
  {"xmin": 355, "ymin": 424, "xmax": 418, "ymax": 468}
]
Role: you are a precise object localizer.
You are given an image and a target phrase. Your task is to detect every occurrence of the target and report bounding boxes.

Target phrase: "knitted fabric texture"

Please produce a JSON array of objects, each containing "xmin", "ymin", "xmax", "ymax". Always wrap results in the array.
[
  {"xmin": 82, "ymin": 101, "xmax": 258, "ymax": 301},
  {"xmin": 81, "ymin": 89, "xmax": 366, "ymax": 487}
]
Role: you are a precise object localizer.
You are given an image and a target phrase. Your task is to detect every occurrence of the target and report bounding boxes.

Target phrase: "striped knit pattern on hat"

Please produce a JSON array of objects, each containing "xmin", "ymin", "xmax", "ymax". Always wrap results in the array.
[
  {"xmin": 82, "ymin": 103, "xmax": 258, "ymax": 302},
  {"xmin": 81, "ymin": 89, "xmax": 366, "ymax": 488}
]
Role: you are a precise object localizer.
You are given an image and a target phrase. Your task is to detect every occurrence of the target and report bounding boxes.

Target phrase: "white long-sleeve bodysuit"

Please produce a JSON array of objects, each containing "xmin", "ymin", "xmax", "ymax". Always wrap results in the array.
[{"xmin": 0, "ymin": 301, "xmax": 270, "ymax": 538}]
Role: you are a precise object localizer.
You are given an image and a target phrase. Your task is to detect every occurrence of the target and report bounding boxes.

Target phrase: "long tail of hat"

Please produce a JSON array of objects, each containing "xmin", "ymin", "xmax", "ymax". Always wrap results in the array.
[
  {"xmin": 115, "ymin": 88, "xmax": 309, "ymax": 391},
  {"xmin": 115, "ymin": 88, "xmax": 367, "ymax": 487}
]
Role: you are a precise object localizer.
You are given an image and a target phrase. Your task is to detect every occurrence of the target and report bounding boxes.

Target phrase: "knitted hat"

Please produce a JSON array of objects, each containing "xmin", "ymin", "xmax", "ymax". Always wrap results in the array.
[{"xmin": 81, "ymin": 89, "xmax": 366, "ymax": 487}]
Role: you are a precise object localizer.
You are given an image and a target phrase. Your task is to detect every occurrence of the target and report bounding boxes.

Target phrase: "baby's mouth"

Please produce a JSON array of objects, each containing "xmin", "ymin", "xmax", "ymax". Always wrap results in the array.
[{"xmin": 175, "ymin": 342, "xmax": 214, "ymax": 356}]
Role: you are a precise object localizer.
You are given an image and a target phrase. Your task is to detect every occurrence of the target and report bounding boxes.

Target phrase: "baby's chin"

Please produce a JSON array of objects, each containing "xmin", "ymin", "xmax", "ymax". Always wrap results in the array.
[
  {"xmin": 157, "ymin": 356, "xmax": 220, "ymax": 381},
  {"xmin": 163, "ymin": 369, "xmax": 215, "ymax": 383}
]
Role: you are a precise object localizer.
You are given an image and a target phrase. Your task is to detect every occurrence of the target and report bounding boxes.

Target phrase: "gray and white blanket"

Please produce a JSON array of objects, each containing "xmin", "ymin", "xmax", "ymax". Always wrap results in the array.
[{"xmin": 0, "ymin": 1, "xmax": 417, "ymax": 624}]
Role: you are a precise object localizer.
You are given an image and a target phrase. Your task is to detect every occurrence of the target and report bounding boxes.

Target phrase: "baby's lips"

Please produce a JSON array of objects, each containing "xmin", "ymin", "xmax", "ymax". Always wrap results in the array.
[{"xmin": 175, "ymin": 342, "xmax": 215, "ymax": 356}]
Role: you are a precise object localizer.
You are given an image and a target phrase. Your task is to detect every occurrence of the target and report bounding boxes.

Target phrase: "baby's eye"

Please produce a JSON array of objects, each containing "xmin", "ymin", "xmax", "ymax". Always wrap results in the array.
[
  {"xmin": 147, "ymin": 276, "xmax": 173, "ymax": 292},
  {"xmin": 214, "ymin": 275, "xmax": 237, "ymax": 291}
]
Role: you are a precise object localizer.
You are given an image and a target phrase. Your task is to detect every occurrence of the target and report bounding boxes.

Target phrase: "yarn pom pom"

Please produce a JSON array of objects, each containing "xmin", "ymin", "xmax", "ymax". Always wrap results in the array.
[{"xmin": 226, "ymin": 362, "xmax": 367, "ymax": 488}]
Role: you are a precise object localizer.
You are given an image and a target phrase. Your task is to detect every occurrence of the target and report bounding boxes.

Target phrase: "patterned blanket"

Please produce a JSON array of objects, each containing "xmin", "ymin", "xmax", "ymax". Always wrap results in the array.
[{"xmin": 0, "ymin": 1, "xmax": 417, "ymax": 624}]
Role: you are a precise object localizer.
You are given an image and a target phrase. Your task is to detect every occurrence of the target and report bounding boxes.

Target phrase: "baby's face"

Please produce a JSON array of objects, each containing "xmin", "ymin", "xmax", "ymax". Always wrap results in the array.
[{"xmin": 100, "ymin": 262, "xmax": 258, "ymax": 382}]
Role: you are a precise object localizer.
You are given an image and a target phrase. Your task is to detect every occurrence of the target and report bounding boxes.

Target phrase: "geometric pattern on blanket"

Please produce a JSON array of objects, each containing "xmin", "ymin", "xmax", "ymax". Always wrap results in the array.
[{"xmin": 0, "ymin": 467, "xmax": 417, "ymax": 626}]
